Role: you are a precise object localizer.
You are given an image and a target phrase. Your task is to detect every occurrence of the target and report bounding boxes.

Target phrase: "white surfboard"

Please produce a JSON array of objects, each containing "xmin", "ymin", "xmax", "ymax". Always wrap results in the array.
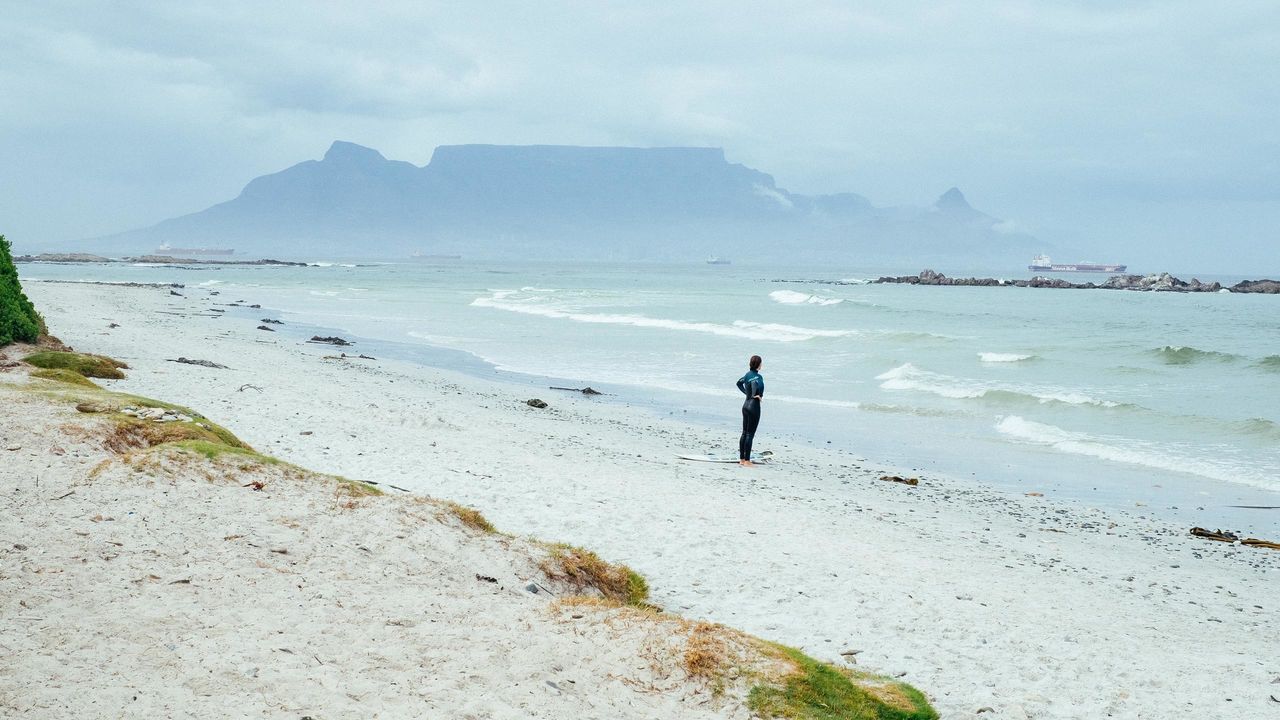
[{"xmin": 676, "ymin": 451, "xmax": 772, "ymax": 464}]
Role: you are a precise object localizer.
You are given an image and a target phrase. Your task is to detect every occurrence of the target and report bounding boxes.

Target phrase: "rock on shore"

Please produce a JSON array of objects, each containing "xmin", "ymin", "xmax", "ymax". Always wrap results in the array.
[{"xmin": 874, "ymin": 269, "xmax": 1278, "ymax": 293}]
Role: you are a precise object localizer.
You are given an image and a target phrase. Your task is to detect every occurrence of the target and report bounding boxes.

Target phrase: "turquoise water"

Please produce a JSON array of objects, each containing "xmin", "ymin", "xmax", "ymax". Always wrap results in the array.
[{"xmin": 26, "ymin": 260, "xmax": 1280, "ymax": 533}]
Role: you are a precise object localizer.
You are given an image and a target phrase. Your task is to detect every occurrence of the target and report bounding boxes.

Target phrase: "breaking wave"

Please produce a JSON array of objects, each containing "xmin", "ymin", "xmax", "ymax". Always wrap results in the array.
[
  {"xmin": 1258, "ymin": 355, "xmax": 1280, "ymax": 372},
  {"xmin": 1235, "ymin": 417, "xmax": 1280, "ymax": 441},
  {"xmin": 995, "ymin": 416, "xmax": 1275, "ymax": 490},
  {"xmin": 769, "ymin": 290, "xmax": 843, "ymax": 306},
  {"xmin": 472, "ymin": 292, "xmax": 856, "ymax": 342},
  {"xmin": 876, "ymin": 363, "xmax": 1120, "ymax": 407},
  {"xmin": 1152, "ymin": 345, "xmax": 1242, "ymax": 365}
]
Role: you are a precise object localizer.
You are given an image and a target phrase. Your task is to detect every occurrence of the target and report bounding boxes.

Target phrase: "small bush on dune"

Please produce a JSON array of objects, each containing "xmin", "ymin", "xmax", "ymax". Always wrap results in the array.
[
  {"xmin": 0, "ymin": 235, "xmax": 42, "ymax": 346},
  {"xmin": 25, "ymin": 351, "xmax": 128, "ymax": 379}
]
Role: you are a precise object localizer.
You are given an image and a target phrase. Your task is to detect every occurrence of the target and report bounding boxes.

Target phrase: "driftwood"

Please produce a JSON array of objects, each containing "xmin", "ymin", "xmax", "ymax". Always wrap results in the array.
[
  {"xmin": 879, "ymin": 475, "xmax": 919, "ymax": 486},
  {"xmin": 237, "ymin": 384, "xmax": 264, "ymax": 393},
  {"xmin": 167, "ymin": 357, "xmax": 228, "ymax": 369},
  {"xmin": 1190, "ymin": 527, "xmax": 1280, "ymax": 550},
  {"xmin": 256, "ymin": 325, "xmax": 276, "ymax": 332},
  {"xmin": 549, "ymin": 386, "xmax": 604, "ymax": 395}
]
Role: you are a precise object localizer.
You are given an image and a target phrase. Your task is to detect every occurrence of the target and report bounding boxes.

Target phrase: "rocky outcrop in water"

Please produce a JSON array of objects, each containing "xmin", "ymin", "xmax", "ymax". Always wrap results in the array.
[
  {"xmin": 870, "ymin": 270, "xmax": 1274, "ymax": 293},
  {"xmin": 16, "ymin": 253, "xmax": 306, "ymax": 266},
  {"xmin": 129, "ymin": 255, "xmax": 308, "ymax": 266},
  {"xmin": 1230, "ymin": 279, "xmax": 1280, "ymax": 294},
  {"xmin": 15, "ymin": 253, "xmax": 113, "ymax": 263}
]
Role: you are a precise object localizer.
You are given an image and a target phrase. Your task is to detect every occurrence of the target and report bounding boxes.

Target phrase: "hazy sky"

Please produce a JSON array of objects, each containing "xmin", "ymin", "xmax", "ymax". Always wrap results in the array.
[{"xmin": 2, "ymin": 2, "xmax": 1277, "ymax": 271}]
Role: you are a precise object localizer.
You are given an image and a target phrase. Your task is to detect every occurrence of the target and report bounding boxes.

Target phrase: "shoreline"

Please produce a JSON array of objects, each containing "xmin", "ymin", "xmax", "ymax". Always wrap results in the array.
[
  {"xmin": 200, "ymin": 284, "xmax": 1280, "ymax": 535},
  {"xmin": 19, "ymin": 278, "xmax": 1280, "ymax": 718}
]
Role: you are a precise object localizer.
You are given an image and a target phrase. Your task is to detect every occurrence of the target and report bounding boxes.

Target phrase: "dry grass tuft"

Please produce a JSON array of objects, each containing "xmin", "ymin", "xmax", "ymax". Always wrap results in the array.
[
  {"xmin": 445, "ymin": 501, "xmax": 496, "ymax": 533},
  {"xmin": 337, "ymin": 478, "xmax": 383, "ymax": 498},
  {"xmin": 683, "ymin": 622, "xmax": 733, "ymax": 681},
  {"xmin": 86, "ymin": 458, "xmax": 113, "ymax": 479},
  {"xmin": 856, "ymin": 679, "xmax": 921, "ymax": 714},
  {"xmin": 540, "ymin": 544, "xmax": 650, "ymax": 607}
]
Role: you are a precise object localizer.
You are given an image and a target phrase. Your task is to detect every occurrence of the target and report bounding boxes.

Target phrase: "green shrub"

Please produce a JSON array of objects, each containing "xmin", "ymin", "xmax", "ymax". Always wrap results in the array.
[
  {"xmin": 24, "ymin": 351, "xmax": 127, "ymax": 379},
  {"xmin": 0, "ymin": 235, "xmax": 41, "ymax": 346}
]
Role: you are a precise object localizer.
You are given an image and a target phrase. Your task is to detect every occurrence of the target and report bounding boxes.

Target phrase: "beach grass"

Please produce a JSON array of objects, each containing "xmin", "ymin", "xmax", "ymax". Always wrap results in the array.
[
  {"xmin": 446, "ymin": 501, "xmax": 497, "ymax": 533},
  {"xmin": 170, "ymin": 438, "xmax": 275, "ymax": 463},
  {"xmin": 104, "ymin": 415, "xmax": 249, "ymax": 454},
  {"xmin": 749, "ymin": 643, "xmax": 938, "ymax": 720},
  {"xmin": 31, "ymin": 367, "xmax": 103, "ymax": 388},
  {"xmin": 540, "ymin": 543, "xmax": 651, "ymax": 607},
  {"xmin": 24, "ymin": 350, "xmax": 128, "ymax": 379},
  {"xmin": 337, "ymin": 478, "xmax": 384, "ymax": 497},
  {"xmin": 19, "ymin": 379, "xmax": 252, "ymax": 452}
]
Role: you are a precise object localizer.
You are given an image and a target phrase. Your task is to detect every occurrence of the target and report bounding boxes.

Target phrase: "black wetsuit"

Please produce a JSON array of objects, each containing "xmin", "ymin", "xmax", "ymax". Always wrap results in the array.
[{"xmin": 736, "ymin": 370, "xmax": 764, "ymax": 460}]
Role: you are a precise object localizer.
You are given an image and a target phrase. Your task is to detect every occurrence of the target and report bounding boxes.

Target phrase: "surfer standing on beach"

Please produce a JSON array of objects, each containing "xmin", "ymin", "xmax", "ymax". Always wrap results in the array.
[{"xmin": 737, "ymin": 355, "xmax": 764, "ymax": 466}]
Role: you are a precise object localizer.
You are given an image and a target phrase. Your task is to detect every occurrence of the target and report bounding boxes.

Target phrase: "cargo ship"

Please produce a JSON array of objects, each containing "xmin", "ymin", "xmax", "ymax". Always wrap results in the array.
[
  {"xmin": 706, "ymin": 256, "xmax": 731, "ymax": 265},
  {"xmin": 1028, "ymin": 254, "xmax": 1126, "ymax": 273},
  {"xmin": 154, "ymin": 243, "xmax": 234, "ymax": 256}
]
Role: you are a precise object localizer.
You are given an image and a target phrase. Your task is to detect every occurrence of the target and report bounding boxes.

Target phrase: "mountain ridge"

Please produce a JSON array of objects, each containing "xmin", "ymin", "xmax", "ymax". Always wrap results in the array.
[{"xmin": 86, "ymin": 141, "xmax": 1041, "ymax": 262}]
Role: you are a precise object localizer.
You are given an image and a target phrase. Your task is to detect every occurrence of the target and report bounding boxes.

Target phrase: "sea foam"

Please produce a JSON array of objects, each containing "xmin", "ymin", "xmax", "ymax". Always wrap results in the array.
[
  {"xmin": 472, "ymin": 292, "xmax": 855, "ymax": 342},
  {"xmin": 995, "ymin": 416, "xmax": 1275, "ymax": 490},
  {"xmin": 769, "ymin": 290, "xmax": 843, "ymax": 306},
  {"xmin": 979, "ymin": 352, "xmax": 1035, "ymax": 363},
  {"xmin": 876, "ymin": 363, "xmax": 1118, "ymax": 407}
]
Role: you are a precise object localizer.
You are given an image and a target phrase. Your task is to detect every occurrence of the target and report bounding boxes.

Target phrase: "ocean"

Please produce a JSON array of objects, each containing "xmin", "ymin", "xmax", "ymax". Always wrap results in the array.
[{"xmin": 27, "ymin": 259, "xmax": 1280, "ymax": 533}]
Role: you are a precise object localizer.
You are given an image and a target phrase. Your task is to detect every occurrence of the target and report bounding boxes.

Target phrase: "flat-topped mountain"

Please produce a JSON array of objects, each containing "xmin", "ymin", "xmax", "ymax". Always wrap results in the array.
[{"xmin": 89, "ymin": 142, "xmax": 1039, "ymax": 261}]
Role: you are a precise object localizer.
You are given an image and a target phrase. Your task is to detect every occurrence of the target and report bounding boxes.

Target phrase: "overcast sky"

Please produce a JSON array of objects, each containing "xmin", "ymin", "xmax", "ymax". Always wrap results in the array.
[{"xmin": 2, "ymin": 1, "xmax": 1277, "ymax": 271}]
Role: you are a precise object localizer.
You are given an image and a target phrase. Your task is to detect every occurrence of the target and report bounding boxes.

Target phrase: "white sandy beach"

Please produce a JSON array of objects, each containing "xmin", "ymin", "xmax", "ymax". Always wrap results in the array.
[{"xmin": 8, "ymin": 279, "xmax": 1279, "ymax": 719}]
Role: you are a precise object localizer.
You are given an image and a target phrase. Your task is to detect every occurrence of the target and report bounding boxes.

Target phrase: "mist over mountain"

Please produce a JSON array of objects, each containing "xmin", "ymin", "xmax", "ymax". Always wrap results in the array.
[{"xmin": 88, "ymin": 142, "xmax": 1041, "ymax": 264}]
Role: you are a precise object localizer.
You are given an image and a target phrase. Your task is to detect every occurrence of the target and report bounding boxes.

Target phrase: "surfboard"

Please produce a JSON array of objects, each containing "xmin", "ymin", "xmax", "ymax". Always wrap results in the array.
[{"xmin": 676, "ymin": 451, "xmax": 773, "ymax": 464}]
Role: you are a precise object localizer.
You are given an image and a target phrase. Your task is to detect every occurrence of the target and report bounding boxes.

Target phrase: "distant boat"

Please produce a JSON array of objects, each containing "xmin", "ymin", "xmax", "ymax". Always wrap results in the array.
[
  {"xmin": 1028, "ymin": 254, "xmax": 1126, "ymax": 273},
  {"xmin": 154, "ymin": 242, "xmax": 233, "ymax": 256},
  {"xmin": 410, "ymin": 252, "xmax": 462, "ymax": 261},
  {"xmin": 706, "ymin": 257, "xmax": 731, "ymax": 265}
]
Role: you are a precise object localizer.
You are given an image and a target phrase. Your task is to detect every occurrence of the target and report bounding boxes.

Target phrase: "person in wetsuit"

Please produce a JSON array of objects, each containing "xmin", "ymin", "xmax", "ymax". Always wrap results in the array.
[{"xmin": 736, "ymin": 355, "xmax": 764, "ymax": 466}]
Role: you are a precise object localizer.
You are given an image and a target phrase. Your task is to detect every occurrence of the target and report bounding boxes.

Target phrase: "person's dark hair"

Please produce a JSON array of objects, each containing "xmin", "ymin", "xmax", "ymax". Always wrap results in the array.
[{"xmin": 749, "ymin": 355, "xmax": 762, "ymax": 371}]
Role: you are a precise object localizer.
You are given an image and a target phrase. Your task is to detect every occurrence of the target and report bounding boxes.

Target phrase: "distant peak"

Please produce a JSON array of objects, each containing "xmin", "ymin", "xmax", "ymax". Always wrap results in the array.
[
  {"xmin": 323, "ymin": 141, "xmax": 387, "ymax": 165},
  {"xmin": 935, "ymin": 187, "xmax": 970, "ymax": 210}
]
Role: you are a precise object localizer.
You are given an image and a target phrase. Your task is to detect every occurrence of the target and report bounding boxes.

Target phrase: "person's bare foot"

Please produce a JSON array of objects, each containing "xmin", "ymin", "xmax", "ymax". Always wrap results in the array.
[{"xmin": 741, "ymin": 459, "xmax": 755, "ymax": 467}]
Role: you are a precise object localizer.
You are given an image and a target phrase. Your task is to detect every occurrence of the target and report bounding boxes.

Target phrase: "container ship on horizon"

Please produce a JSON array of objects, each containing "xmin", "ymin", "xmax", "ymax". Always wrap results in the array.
[{"xmin": 1028, "ymin": 254, "xmax": 1127, "ymax": 273}]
